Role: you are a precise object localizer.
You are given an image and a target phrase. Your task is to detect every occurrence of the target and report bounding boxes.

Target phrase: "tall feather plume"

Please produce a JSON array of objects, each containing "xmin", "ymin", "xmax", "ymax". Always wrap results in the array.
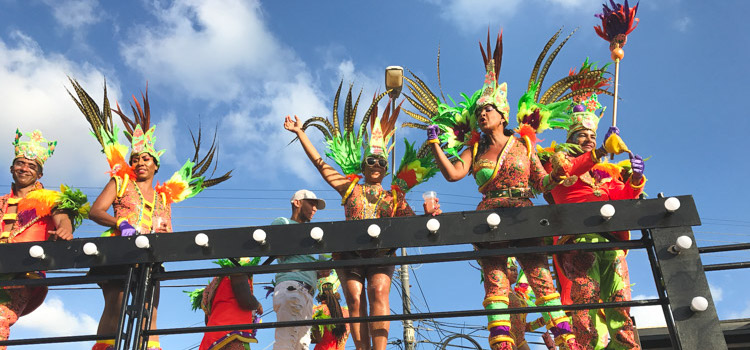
[
  {"xmin": 437, "ymin": 44, "xmax": 447, "ymax": 102},
  {"xmin": 534, "ymin": 28, "xmax": 578, "ymax": 101},
  {"xmin": 66, "ymin": 77, "xmax": 114, "ymax": 149},
  {"xmin": 528, "ymin": 28, "xmax": 562, "ymax": 92},
  {"xmin": 113, "ymin": 84, "xmax": 152, "ymax": 141},
  {"xmin": 357, "ymin": 90, "xmax": 390, "ymax": 139},
  {"xmin": 344, "ymin": 84, "xmax": 354, "ymax": 131},
  {"xmin": 479, "ymin": 28, "xmax": 503, "ymax": 81},
  {"xmin": 332, "ymin": 81, "xmax": 342, "ymax": 137},
  {"xmin": 188, "ymin": 125, "xmax": 232, "ymax": 188}
]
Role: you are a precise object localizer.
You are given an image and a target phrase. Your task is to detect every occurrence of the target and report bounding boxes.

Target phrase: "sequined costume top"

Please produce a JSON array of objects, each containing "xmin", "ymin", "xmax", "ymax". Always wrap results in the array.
[
  {"xmin": 0, "ymin": 187, "xmax": 54, "ymax": 244},
  {"xmin": 474, "ymin": 137, "xmax": 551, "ymax": 210},
  {"xmin": 110, "ymin": 178, "xmax": 172, "ymax": 236},
  {"xmin": 342, "ymin": 183, "xmax": 414, "ymax": 220},
  {"xmin": 547, "ymin": 153, "xmax": 643, "ymax": 205}
]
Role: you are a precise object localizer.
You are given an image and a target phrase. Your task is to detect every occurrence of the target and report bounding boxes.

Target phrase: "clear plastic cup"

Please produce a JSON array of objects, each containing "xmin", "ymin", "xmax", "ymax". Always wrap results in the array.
[{"xmin": 422, "ymin": 191, "xmax": 438, "ymax": 213}]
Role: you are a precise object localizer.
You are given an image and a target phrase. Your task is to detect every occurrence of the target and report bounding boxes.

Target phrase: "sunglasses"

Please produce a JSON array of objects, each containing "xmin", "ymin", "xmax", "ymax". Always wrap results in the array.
[
  {"xmin": 475, "ymin": 105, "xmax": 497, "ymax": 117},
  {"xmin": 365, "ymin": 157, "xmax": 388, "ymax": 168}
]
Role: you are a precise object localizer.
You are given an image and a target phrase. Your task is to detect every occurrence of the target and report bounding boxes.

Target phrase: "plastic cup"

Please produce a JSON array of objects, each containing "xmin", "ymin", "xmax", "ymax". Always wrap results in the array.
[{"xmin": 422, "ymin": 191, "xmax": 438, "ymax": 213}]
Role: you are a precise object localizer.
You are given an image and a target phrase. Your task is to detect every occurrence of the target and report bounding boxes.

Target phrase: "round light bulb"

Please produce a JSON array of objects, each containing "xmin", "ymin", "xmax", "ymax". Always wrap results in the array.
[
  {"xmin": 690, "ymin": 296, "xmax": 708, "ymax": 312},
  {"xmin": 486, "ymin": 213, "xmax": 501, "ymax": 229},
  {"xmin": 194, "ymin": 233, "xmax": 209, "ymax": 247},
  {"xmin": 29, "ymin": 245, "xmax": 45, "ymax": 259},
  {"xmin": 83, "ymin": 242, "xmax": 99, "ymax": 256},
  {"xmin": 310, "ymin": 227, "xmax": 324, "ymax": 241},
  {"xmin": 135, "ymin": 235, "xmax": 150, "ymax": 249},
  {"xmin": 676, "ymin": 235, "xmax": 692, "ymax": 251},
  {"xmin": 600, "ymin": 204, "xmax": 616, "ymax": 219},
  {"xmin": 252, "ymin": 229, "xmax": 267, "ymax": 244},
  {"xmin": 426, "ymin": 218, "xmax": 440, "ymax": 233},
  {"xmin": 665, "ymin": 197, "xmax": 681, "ymax": 213},
  {"xmin": 367, "ymin": 224, "xmax": 381, "ymax": 238}
]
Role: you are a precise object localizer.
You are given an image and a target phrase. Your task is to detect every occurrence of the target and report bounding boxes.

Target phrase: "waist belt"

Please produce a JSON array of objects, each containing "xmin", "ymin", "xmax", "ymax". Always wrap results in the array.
[{"xmin": 484, "ymin": 187, "xmax": 533, "ymax": 199}]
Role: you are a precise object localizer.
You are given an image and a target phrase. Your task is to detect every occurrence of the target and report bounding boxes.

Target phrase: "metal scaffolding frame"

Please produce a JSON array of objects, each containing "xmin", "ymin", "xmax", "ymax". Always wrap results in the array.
[{"xmin": 0, "ymin": 195, "xmax": 730, "ymax": 349}]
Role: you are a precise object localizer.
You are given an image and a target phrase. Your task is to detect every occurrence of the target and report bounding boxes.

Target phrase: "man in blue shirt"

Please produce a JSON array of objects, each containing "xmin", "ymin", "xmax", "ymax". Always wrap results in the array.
[{"xmin": 271, "ymin": 189, "xmax": 327, "ymax": 350}]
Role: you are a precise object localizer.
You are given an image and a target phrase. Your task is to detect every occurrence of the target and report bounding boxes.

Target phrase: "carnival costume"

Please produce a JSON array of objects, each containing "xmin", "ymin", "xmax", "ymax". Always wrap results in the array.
[
  {"xmin": 0, "ymin": 129, "xmax": 88, "ymax": 349},
  {"xmin": 539, "ymin": 59, "xmax": 644, "ymax": 350},
  {"xmin": 186, "ymin": 258, "xmax": 261, "ymax": 350},
  {"xmin": 312, "ymin": 270, "xmax": 349, "ymax": 350},
  {"xmin": 298, "ymin": 82, "xmax": 438, "ymax": 242},
  {"xmin": 68, "ymin": 79, "xmax": 231, "ymax": 350},
  {"xmin": 406, "ymin": 29, "xmax": 597, "ymax": 350}
]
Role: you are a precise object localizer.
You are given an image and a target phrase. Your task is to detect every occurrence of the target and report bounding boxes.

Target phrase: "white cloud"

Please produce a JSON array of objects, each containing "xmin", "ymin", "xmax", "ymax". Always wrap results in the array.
[
  {"xmin": 545, "ymin": 0, "xmax": 600, "ymax": 10},
  {"xmin": 630, "ymin": 294, "xmax": 667, "ymax": 328},
  {"xmin": 14, "ymin": 296, "xmax": 98, "ymax": 337},
  {"xmin": 673, "ymin": 16, "xmax": 691, "ymax": 32},
  {"xmin": 709, "ymin": 283, "xmax": 723, "ymax": 302},
  {"xmin": 120, "ymin": 0, "xmax": 301, "ymax": 103},
  {"xmin": 431, "ymin": 0, "xmax": 523, "ymax": 32},
  {"xmin": 43, "ymin": 0, "xmax": 101, "ymax": 30},
  {"xmin": 117, "ymin": 0, "xmax": 385, "ymax": 183},
  {"xmin": 728, "ymin": 301, "xmax": 750, "ymax": 319},
  {"xmin": 0, "ymin": 30, "xmax": 120, "ymax": 187}
]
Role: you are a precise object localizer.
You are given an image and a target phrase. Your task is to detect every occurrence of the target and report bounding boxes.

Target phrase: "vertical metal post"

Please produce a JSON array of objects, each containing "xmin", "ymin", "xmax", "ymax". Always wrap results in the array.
[
  {"xmin": 642, "ymin": 229, "xmax": 680, "ymax": 349},
  {"xmin": 115, "ymin": 266, "xmax": 137, "ymax": 350},
  {"xmin": 400, "ymin": 248, "xmax": 415, "ymax": 350},
  {"xmin": 649, "ymin": 226, "xmax": 727, "ymax": 350},
  {"xmin": 140, "ymin": 263, "xmax": 160, "ymax": 350},
  {"xmin": 130, "ymin": 264, "xmax": 153, "ymax": 350}
]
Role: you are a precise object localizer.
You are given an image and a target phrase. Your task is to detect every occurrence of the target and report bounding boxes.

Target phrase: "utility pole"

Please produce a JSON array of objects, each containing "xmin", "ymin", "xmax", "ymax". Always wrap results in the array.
[{"xmin": 400, "ymin": 248, "xmax": 416, "ymax": 350}]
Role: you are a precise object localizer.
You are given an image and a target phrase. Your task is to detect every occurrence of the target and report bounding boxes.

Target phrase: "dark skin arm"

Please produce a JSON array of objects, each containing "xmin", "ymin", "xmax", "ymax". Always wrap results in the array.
[
  {"xmin": 48, "ymin": 209, "xmax": 74, "ymax": 240},
  {"xmin": 89, "ymin": 178, "xmax": 119, "ymax": 228},
  {"xmin": 230, "ymin": 274, "xmax": 262, "ymax": 312}
]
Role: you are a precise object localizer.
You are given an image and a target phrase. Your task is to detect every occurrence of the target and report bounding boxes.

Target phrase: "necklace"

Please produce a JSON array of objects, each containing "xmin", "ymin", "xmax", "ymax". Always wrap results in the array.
[{"xmin": 361, "ymin": 184, "xmax": 385, "ymax": 219}]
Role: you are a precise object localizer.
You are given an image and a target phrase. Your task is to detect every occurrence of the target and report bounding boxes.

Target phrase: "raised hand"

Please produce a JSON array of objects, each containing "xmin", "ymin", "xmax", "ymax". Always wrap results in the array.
[
  {"xmin": 604, "ymin": 126, "xmax": 620, "ymax": 141},
  {"xmin": 427, "ymin": 124, "xmax": 440, "ymax": 141},
  {"xmin": 283, "ymin": 115, "xmax": 303, "ymax": 134},
  {"xmin": 630, "ymin": 153, "xmax": 644, "ymax": 179}
]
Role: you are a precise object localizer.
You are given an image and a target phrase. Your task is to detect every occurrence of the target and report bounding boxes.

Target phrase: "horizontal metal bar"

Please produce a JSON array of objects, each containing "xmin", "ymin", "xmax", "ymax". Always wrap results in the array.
[
  {"xmin": 698, "ymin": 243, "xmax": 750, "ymax": 254},
  {"xmin": 0, "ymin": 196, "xmax": 699, "ymax": 274},
  {"xmin": 153, "ymin": 240, "xmax": 647, "ymax": 282},
  {"xmin": 146, "ymin": 299, "xmax": 664, "ymax": 336},
  {"xmin": 0, "ymin": 240, "xmax": 647, "ymax": 287},
  {"xmin": 703, "ymin": 261, "xmax": 750, "ymax": 271},
  {"xmin": 0, "ymin": 333, "xmax": 116, "ymax": 347}
]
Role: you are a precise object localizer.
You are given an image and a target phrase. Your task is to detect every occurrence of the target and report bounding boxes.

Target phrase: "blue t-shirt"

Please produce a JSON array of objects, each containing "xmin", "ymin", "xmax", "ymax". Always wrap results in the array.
[{"xmin": 271, "ymin": 217, "xmax": 317, "ymax": 287}]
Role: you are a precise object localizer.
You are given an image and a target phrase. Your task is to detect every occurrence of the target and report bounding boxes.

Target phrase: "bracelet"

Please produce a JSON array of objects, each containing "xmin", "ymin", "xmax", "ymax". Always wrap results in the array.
[
  {"xmin": 116, "ymin": 217, "xmax": 127, "ymax": 227},
  {"xmin": 427, "ymin": 138, "xmax": 440, "ymax": 144},
  {"xmin": 629, "ymin": 174, "xmax": 647, "ymax": 189}
]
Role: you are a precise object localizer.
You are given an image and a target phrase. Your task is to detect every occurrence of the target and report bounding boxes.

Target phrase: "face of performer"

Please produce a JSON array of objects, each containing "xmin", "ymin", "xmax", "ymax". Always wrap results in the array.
[
  {"xmin": 10, "ymin": 157, "xmax": 42, "ymax": 188},
  {"xmin": 130, "ymin": 152, "xmax": 159, "ymax": 181},
  {"xmin": 476, "ymin": 104, "xmax": 507, "ymax": 133},
  {"xmin": 293, "ymin": 198, "xmax": 319, "ymax": 223},
  {"xmin": 362, "ymin": 155, "xmax": 388, "ymax": 184},
  {"xmin": 507, "ymin": 264, "xmax": 518, "ymax": 285},
  {"xmin": 568, "ymin": 129, "xmax": 597, "ymax": 153}
]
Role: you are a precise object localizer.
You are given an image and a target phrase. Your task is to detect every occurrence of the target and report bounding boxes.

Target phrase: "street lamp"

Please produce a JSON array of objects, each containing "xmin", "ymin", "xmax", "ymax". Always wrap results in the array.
[{"xmin": 385, "ymin": 66, "xmax": 404, "ymax": 176}]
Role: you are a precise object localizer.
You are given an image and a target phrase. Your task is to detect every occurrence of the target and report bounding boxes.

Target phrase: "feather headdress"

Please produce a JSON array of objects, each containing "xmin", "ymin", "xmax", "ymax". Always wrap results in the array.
[{"xmin": 68, "ymin": 78, "xmax": 231, "ymax": 204}]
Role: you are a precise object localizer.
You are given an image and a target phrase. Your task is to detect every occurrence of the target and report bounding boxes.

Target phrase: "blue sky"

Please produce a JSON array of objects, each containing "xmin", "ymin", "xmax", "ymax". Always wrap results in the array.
[{"xmin": 1, "ymin": 0, "xmax": 748, "ymax": 349}]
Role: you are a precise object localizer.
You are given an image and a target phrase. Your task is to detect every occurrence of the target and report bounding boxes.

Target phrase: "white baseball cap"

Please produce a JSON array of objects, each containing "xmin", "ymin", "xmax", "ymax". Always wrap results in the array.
[{"xmin": 291, "ymin": 189, "xmax": 326, "ymax": 209}]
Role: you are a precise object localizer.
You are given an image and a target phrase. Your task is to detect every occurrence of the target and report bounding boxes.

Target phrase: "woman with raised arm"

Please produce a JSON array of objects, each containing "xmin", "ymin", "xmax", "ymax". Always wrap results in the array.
[
  {"xmin": 284, "ymin": 84, "xmax": 439, "ymax": 350},
  {"xmin": 68, "ymin": 79, "xmax": 231, "ymax": 350},
  {"xmin": 405, "ymin": 30, "xmax": 629, "ymax": 350}
]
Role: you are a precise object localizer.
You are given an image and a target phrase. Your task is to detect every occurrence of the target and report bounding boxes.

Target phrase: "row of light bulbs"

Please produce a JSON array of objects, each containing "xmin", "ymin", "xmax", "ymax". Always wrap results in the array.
[
  {"xmin": 25, "ymin": 198, "xmax": 711, "ymax": 313},
  {"xmin": 27, "ymin": 197, "xmax": 685, "ymax": 259}
]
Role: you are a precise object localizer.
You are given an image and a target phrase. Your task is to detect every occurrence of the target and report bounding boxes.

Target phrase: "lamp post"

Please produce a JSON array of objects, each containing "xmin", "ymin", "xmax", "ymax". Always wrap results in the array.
[{"xmin": 385, "ymin": 65, "xmax": 415, "ymax": 350}]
